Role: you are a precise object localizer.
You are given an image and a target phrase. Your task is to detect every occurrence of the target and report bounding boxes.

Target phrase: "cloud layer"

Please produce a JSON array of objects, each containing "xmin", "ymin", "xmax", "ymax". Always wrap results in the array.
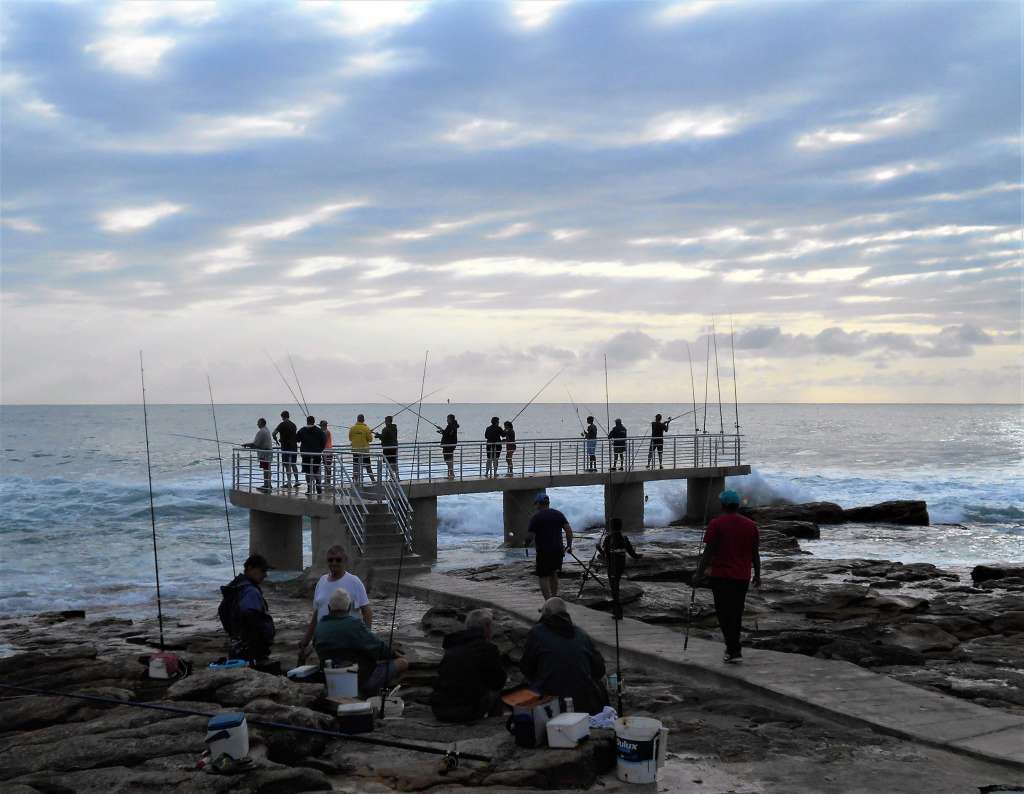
[{"xmin": 0, "ymin": 0, "xmax": 1020, "ymax": 403}]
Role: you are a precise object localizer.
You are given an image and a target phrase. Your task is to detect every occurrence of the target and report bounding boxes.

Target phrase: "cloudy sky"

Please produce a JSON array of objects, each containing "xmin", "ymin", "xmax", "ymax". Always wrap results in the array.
[{"xmin": 1, "ymin": 0, "xmax": 1020, "ymax": 404}]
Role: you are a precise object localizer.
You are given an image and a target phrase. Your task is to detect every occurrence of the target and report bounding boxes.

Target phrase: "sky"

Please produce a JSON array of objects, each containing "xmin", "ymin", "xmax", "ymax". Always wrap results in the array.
[{"xmin": 0, "ymin": 0, "xmax": 1021, "ymax": 405}]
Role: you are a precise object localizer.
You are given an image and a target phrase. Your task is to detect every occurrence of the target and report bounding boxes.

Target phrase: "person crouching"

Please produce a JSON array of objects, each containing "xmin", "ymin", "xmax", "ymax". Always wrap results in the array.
[
  {"xmin": 313, "ymin": 589, "xmax": 408, "ymax": 696},
  {"xmin": 431, "ymin": 608, "xmax": 507, "ymax": 723}
]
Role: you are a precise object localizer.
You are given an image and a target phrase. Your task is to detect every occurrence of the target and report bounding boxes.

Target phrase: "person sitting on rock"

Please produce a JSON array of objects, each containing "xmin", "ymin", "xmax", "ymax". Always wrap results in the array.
[
  {"xmin": 314, "ymin": 589, "xmax": 408, "ymax": 697},
  {"xmin": 218, "ymin": 554, "xmax": 276, "ymax": 663},
  {"xmin": 520, "ymin": 597, "xmax": 609, "ymax": 715},
  {"xmin": 430, "ymin": 608, "xmax": 508, "ymax": 723}
]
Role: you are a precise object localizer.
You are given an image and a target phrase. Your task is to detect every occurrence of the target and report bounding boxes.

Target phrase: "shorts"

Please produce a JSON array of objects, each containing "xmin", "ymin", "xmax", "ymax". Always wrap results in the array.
[
  {"xmin": 363, "ymin": 659, "xmax": 402, "ymax": 694},
  {"xmin": 535, "ymin": 549, "xmax": 564, "ymax": 578},
  {"xmin": 650, "ymin": 438, "xmax": 664, "ymax": 450},
  {"xmin": 486, "ymin": 443, "xmax": 502, "ymax": 458},
  {"xmin": 442, "ymin": 445, "xmax": 455, "ymax": 462},
  {"xmin": 282, "ymin": 450, "xmax": 297, "ymax": 465},
  {"xmin": 585, "ymin": 440, "xmax": 596, "ymax": 456},
  {"xmin": 506, "ymin": 444, "xmax": 516, "ymax": 454},
  {"xmin": 259, "ymin": 460, "xmax": 270, "ymax": 471}
]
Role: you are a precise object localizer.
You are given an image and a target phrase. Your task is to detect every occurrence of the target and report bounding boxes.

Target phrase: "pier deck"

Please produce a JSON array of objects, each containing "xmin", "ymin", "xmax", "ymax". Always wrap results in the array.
[{"xmin": 398, "ymin": 571, "xmax": 1024, "ymax": 770}]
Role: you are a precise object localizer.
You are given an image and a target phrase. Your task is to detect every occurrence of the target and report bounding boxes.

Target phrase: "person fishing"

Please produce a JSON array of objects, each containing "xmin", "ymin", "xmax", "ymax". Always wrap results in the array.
[
  {"xmin": 218, "ymin": 554, "xmax": 275, "ymax": 664},
  {"xmin": 273, "ymin": 410, "xmax": 299, "ymax": 488},
  {"xmin": 437, "ymin": 414, "xmax": 459, "ymax": 479},
  {"xmin": 598, "ymin": 518, "xmax": 641, "ymax": 620},
  {"xmin": 320, "ymin": 419, "xmax": 333, "ymax": 485},
  {"xmin": 526, "ymin": 492, "xmax": 573, "ymax": 600},
  {"xmin": 503, "ymin": 420, "xmax": 516, "ymax": 476},
  {"xmin": 298, "ymin": 545, "xmax": 372, "ymax": 664},
  {"xmin": 693, "ymin": 489, "xmax": 760, "ymax": 663},
  {"xmin": 374, "ymin": 416, "xmax": 399, "ymax": 478},
  {"xmin": 608, "ymin": 418, "xmax": 627, "ymax": 471},
  {"xmin": 349, "ymin": 414, "xmax": 376, "ymax": 485},
  {"xmin": 647, "ymin": 413, "xmax": 673, "ymax": 469},
  {"xmin": 430, "ymin": 608, "xmax": 507, "ymax": 723},
  {"xmin": 296, "ymin": 415, "xmax": 326, "ymax": 495},
  {"xmin": 583, "ymin": 416, "xmax": 598, "ymax": 471},
  {"xmin": 484, "ymin": 416, "xmax": 503, "ymax": 478},
  {"xmin": 243, "ymin": 417, "xmax": 273, "ymax": 491}
]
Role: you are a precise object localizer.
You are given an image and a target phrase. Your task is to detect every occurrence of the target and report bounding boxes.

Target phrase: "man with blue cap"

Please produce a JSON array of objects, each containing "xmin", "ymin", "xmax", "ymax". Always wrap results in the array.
[
  {"xmin": 694, "ymin": 489, "xmax": 760, "ymax": 663},
  {"xmin": 526, "ymin": 491, "xmax": 574, "ymax": 601}
]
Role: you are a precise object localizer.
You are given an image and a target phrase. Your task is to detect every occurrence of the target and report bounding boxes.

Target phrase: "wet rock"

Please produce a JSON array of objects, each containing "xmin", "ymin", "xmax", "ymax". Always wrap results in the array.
[
  {"xmin": 978, "ymin": 576, "xmax": 1024, "ymax": 591},
  {"xmin": 971, "ymin": 564, "xmax": 1024, "ymax": 584},
  {"xmin": 817, "ymin": 637, "xmax": 926, "ymax": 667},
  {"xmin": 991, "ymin": 611, "xmax": 1024, "ymax": 635},
  {"xmin": 36, "ymin": 609, "xmax": 87, "ymax": 624},
  {"xmin": 841, "ymin": 500, "xmax": 929, "ymax": 526},
  {"xmin": 960, "ymin": 635, "xmax": 1024, "ymax": 667},
  {"xmin": 743, "ymin": 501, "xmax": 846, "ymax": 525},
  {"xmin": 760, "ymin": 520, "xmax": 820, "ymax": 540},
  {"xmin": 0, "ymin": 687, "xmax": 133, "ymax": 732},
  {"xmin": 883, "ymin": 623, "xmax": 960, "ymax": 654},
  {"xmin": 245, "ymin": 699, "xmax": 336, "ymax": 764},
  {"xmin": 912, "ymin": 614, "xmax": 991, "ymax": 641},
  {"xmin": 577, "ymin": 580, "xmax": 643, "ymax": 611}
]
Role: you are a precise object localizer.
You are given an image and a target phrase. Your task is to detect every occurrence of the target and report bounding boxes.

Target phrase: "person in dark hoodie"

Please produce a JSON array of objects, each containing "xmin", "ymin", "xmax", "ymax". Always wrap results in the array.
[
  {"xmin": 296, "ymin": 415, "xmax": 326, "ymax": 495},
  {"xmin": 374, "ymin": 416, "xmax": 399, "ymax": 478},
  {"xmin": 608, "ymin": 419, "xmax": 627, "ymax": 471},
  {"xmin": 484, "ymin": 416, "xmax": 503, "ymax": 478},
  {"xmin": 598, "ymin": 518, "xmax": 641, "ymax": 619},
  {"xmin": 437, "ymin": 414, "xmax": 459, "ymax": 479},
  {"xmin": 431, "ymin": 608, "xmax": 507, "ymax": 723},
  {"xmin": 520, "ymin": 597, "xmax": 608, "ymax": 715},
  {"xmin": 219, "ymin": 554, "xmax": 276, "ymax": 662}
]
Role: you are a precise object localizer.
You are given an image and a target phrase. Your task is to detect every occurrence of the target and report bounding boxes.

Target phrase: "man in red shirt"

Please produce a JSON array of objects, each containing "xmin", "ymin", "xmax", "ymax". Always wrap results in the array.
[{"xmin": 695, "ymin": 489, "xmax": 760, "ymax": 663}]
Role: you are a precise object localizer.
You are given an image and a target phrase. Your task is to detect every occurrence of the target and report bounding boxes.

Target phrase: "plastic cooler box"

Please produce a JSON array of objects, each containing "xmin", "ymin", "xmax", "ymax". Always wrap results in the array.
[
  {"xmin": 546, "ymin": 712, "xmax": 591, "ymax": 748},
  {"xmin": 205, "ymin": 712, "xmax": 249, "ymax": 759}
]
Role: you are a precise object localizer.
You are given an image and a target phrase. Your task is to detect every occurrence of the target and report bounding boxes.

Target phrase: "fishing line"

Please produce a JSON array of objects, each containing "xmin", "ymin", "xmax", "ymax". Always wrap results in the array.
[
  {"xmin": 702, "ymin": 329, "xmax": 711, "ymax": 434},
  {"xmin": 207, "ymin": 374, "xmax": 236, "ymax": 577},
  {"xmin": 264, "ymin": 350, "xmax": 306, "ymax": 417},
  {"xmin": 288, "ymin": 354, "xmax": 312, "ymax": 417},
  {"xmin": 139, "ymin": 352, "xmax": 165, "ymax": 652},
  {"xmin": 168, "ymin": 432, "xmax": 247, "ymax": 446},
  {"xmin": 378, "ymin": 393, "xmax": 443, "ymax": 431},
  {"xmin": 730, "ymin": 316, "xmax": 741, "ymax": 436},
  {"xmin": 687, "ymin": 342, "xmax": 699, "ymax": 433},
  {"xmin": 371, "ymin": 386, "xmax": 445, "ymax": 431},
  {"xmin": 509, "ymin": 366, "xmax": 566, "ymax": 423},
  {"xmin": 712, "ymin": 318, "xmax": 725, "ymax": 435},
  {"xmin": 0, "ymin": 683, "xmax": 491, "ymax": 762},
  {"xmin": 413, "ymin": 351, "xmax": 429, "ymax": 445}
]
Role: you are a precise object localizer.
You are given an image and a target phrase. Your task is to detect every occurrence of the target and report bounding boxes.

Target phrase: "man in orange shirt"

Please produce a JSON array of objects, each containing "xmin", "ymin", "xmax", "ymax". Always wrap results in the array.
[{"xmin": 695, "ymin": 489, "xmax": 760, "ymax": 663}]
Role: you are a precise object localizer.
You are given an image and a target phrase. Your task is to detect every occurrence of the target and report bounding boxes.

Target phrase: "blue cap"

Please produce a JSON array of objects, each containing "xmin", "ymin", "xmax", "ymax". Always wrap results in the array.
[
  {"xmin": 719, "ymin": 489, "xmax": 741, "ymax": 506},
  {"xmin": 534, "ymin": 491, "xmax": 550, "ymax": 504}
]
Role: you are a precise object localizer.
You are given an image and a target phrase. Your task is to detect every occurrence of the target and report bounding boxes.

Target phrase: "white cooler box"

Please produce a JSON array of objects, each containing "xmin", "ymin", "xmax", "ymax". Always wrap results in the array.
[
  {"xmin": 546, "ymin": 712, "xmax": 591, "ymax": 748},
  {"xmin": 206, "ymin": 712, "xmax": 249, "ymax": 759}
]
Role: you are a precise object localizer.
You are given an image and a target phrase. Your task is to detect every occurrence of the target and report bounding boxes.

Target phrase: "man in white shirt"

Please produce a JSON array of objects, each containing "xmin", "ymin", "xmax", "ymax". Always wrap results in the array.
[{"xmin": 297, "ymin": 546, "xmax": 371, "ymax": 664}]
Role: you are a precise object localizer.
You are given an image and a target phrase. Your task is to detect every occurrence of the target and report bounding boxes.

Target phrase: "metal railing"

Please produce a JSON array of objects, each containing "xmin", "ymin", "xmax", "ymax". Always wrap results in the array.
[{"xmin": 232, "ymin": 432, "xmax": 742, "ymax": 492}]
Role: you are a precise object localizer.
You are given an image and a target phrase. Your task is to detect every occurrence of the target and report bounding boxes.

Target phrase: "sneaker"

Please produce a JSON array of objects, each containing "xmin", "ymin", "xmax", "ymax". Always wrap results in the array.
[{"xmin": 723, "ymin": 652, "xmax": 742, "ymax": 664}]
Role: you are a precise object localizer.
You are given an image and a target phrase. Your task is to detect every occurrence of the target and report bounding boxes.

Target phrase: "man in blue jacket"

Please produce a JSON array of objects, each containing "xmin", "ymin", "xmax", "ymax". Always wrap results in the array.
[{"xmin": 219, "ymin": 554, "xmax": 276, "ymax": 662}]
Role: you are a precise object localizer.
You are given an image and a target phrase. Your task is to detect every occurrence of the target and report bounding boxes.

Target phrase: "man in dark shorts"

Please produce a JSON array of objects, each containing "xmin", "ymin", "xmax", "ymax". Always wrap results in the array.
[
  {"xmin": 484, "ymin": 416, "xmax": 503, "ymax": 478},
  {"xmin": 583, "ymin": 416, "xmax": 598, "ymax": 471},
  {"xmin": 375, "ymin": 416, "xmax": 399, "ymax": 478},
  {"xmin": 526, "ymin": 492, "xmax": 573, "ymax": 600},
  {"xmin": 273, "ymin": 410, "xmax": 299, "ymax": 488},
  {"xmin": 695, "ymin": 489, "xmax": 760, "ymax": 663},
  {"xmin": 647, "ymin": 413, "xmax": 672, "ymax": 469},
  {"xmin": 296, "ymin": 415, "xmax": 326, "ymax": 495},
  {"xmin": 608, "ymin": 419, "xmax": 627, "ymax": 471},
  {"xmin": 437, "ymin": 414, "xmax": 459, "ymax": 479}
]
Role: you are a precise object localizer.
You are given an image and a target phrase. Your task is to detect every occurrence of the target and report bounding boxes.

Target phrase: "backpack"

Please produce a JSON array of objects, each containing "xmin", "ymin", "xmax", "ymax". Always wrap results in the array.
[{"xmin": 218, "ymin": 579, "xmax": 244, "ymax": 637}]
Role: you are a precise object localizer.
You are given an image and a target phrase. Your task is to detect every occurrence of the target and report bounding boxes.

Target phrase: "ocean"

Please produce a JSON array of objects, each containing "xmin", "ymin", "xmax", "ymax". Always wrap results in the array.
[{"xmin": 1, "ymin": 403, "xmax": 1021, "ymax": 617}]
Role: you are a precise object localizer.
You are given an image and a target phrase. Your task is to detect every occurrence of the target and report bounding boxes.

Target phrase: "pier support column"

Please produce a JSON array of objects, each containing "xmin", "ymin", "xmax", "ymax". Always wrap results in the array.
[
  {"xmin": 249, "ymin": 509, "xmax": 303, "ymax": 571},
  {"xmin": 604, "ymin": 482, "xmax": 645, "ymax": 533},
  {"xmin": 310, "ymin": 516, "xmax": 355, "ymax": 576},
  {"xmin": 410, "ymin": 496, "xmax": 438, "ymax": 561},
  {"xmin": 504, "ymin": 490, "xmax": 536, "ymax": 548},
  {"xmin": 686, "ymin": 476, "xmax": 725, "ymax": 523}
]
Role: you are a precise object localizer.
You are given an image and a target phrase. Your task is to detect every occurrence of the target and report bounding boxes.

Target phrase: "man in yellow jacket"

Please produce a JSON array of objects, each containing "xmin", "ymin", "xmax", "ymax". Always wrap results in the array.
[{"xmin": 349, "ymin": 414, "xmax": 376, "ymax": 484}]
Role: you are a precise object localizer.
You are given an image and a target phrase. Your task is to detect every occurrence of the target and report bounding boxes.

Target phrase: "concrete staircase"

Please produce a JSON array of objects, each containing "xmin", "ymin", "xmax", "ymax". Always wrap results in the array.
[{"xmin": 358, "ymin": 503, "xmax": 431, "ymax": 583}]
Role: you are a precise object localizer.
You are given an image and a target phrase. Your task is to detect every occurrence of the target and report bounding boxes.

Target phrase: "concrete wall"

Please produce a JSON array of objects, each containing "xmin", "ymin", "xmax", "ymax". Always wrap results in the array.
[
  {"xmin": 604, "ymin": 482, "xmax": 645, "ymax": 532},
  {"xmin": 249, "ymin": 509, "xmax": 303, "ymax": 571},
  {"xmin": 686, "ymin": 476, "xmax": 725, "ymax": 523},
  {"xmin": 410, "ymin": 496, "xmax": 438, "ymax": 560},
  {"xmin": 503, "ymin": 490, "xmax": 537, "ymax": 548}
]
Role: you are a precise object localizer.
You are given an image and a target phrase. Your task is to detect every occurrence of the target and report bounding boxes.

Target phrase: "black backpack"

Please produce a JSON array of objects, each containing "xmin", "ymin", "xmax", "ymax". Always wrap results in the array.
[{"xmin": 218, "ymin": 579, "xmax": 244, "ymax": 637}]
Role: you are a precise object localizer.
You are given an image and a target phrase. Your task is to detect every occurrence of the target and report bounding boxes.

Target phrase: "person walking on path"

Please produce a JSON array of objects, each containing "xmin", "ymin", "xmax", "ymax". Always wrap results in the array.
[
  {"xmin": 647, "ymin": 413, "xmax": 672, "ymax": 469},
  {"xmin": 583, "ymin": 416, "xmax": 598, "ymax": 472},
  {"xmin": 273, "ymin": 410, "xmax": 299, "ymax": 488},
  {"xmin": 296, "ymin": 415, "xmax": 326, "ymax": 495},
  {"xmin": 526, "ymin": 492, "xmax": 573, "ymax": 600},
  {"xmin": 297, "ymin": 545, "xmax": 372, "ymax": 665},
  {"xmin": 375, "ymin": 416, "xmax": 399, "ymax": 479},
  {"xmin": 608, "ymin": 419, "xmax": 627, "ymax": 471},
  {"xmin": 599, "ymin": 518, "xmax": 641, "ymax": 619},
  {"xmin": 320, "ymin": 419, "xmax": 333, "ymax": 485},
  {"xmin": 437, "ymin": 414, "xmax": 459, "ymax": 479},
  {"xmin": 503, "ymin": 420, "xmax": 516, "ymax": 476},
  {"xmin": 694, "ymin": 489, "xmax": 760, "ymax": 663},
  {"xmin": 484, "ymin": 416, "xmax": 503, "ymax": 478},
  {"xmin": 349, "ymin": 414, "xmax": 376, "ymax": 484},
  {"xmin": 243, "ymin": 417, "xmax": 273, "ymax": 490}
]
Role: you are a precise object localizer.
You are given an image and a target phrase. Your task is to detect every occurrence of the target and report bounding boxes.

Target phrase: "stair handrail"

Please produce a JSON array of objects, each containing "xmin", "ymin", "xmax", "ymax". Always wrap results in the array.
[
  {"xmin": 377, "ymin": 458, "xmax": 414, "ymax": 550},
  {"xmin": 331, "ymin": 453, "xmax": 369, "ymax": 554}
]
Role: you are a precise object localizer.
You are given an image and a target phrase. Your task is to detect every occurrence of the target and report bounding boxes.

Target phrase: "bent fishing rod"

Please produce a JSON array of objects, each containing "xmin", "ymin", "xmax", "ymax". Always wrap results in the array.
[
  {"xmin": 264, "ymin": 349, "xmax": 308, "ymax": 417},
  {"xmin": 378, "ymin": 392, "xmax": 444, "ymax": 431},
  {"xmin": 0, "ymin": 683, "xmax": 491, "ymax": 762},
  {"xmin": 509, "ymin": 366, "xmax": 566, "ymax": 423},
  {"xmin": 168, "ymin": 432, "xmax": 248, "ymax": 446},
  {"xmin": 372, "ymin": 385, "xmax": 445, "ymax": 430},
  {"xmin": 207, "ymin": 374, "xmax": 236, "ymax": 577},
  {"xmin": 288, "ymin": 353, "xmax": 312, "ymax": 417},
  {"xmin": 139, "ymin": 352, "xmax": 165, "ymax": 652}
]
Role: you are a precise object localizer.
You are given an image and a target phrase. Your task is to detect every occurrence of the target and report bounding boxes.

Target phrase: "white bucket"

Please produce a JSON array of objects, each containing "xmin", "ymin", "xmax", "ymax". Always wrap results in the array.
[
  {"xmin": 614, "ymin": 716, "xmax": 668, "ymax": 784},
  {"xmin": 206, "ymin": 712, "xmax": 249, "ymax": 760},
  {"xmin": 324, "ymin": 664, "xmax": 359, "ymax": 699}
]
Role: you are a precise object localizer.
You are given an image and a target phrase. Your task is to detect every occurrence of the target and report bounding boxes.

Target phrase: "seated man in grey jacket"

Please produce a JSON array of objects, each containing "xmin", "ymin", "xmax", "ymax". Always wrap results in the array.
[{"xmin": 519, "ymin": 597, "xmax": 609, "ymax": 715}]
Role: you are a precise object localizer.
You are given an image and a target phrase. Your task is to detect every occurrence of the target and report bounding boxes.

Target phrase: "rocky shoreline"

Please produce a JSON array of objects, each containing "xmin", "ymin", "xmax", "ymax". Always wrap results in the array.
[{"xmin": 1, "ymin": 499, "xmax": 1022, "ymax": 792}]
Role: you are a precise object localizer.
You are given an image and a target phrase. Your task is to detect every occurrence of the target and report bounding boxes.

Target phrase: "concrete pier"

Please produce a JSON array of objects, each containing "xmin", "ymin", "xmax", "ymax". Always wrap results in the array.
[
  {"xmin": 686, "ymin": 475, "xmax": 726, "ymax": 523},
  {"xmin": 604, "ymin": 481, "xmax": 644, "ymax": 532},
  {"xmin": 503, "ymin": 489, "xmax": 537, "ymax": 548},
  {"xmin": 249, "ymin": 509, "xmax": 303, "ymax": 571},
  {"xmin": 410, "ymin": 496, "xmax": 438, "ymax": 560}
]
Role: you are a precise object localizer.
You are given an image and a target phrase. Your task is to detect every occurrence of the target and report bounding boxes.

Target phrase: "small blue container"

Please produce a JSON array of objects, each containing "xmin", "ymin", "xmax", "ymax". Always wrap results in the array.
[{"xmin": 208, "ymin": 659, "xmax": 248, "ymax": 670}]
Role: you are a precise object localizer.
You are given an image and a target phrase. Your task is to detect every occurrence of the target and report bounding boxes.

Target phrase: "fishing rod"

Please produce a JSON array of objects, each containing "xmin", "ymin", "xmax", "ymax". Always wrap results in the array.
[
  {"xmin": 371, "ymin": 386, "xmax": 445, "ymax": 431},
  {"xmin": 712, "ymin": 317, "xmax": 724, "ymax": 435},
  {"xmin": 139, "ymin": 352, "xmax": 165, "ymax": 652},
  {"xmin": 602, "ymin": 353, "xmax": 623, "ymax": 716},
  {"xmin": 378, "ymin": 392, "xmax": 444, "ymax": 431},
  {"xmin": 730, "ymin": 316, "xmax": 741, "ymax": 435},
  {"xmin": 0, "ymin": 683, "xmax": 491, "ymax": 762},
  {"xmin": 566, "ymin": 388, "xmax": 587, "ymax": 434},
  {"xmin": 207, "ymin": 375, "xmax": 236, "ymax": 577},
  {"xmin": 168, "ymin": 432, "xmax": 248, "ymax": 446},
  {"xmin": 683, "ymin": 481, "xmax": 717, "ymax": 653},
  {"xmin": 686, "ymin": 342, "xmax": 699, "ymax": 433},
  {"xmin": 288, "ymin": 354, "xmax": 312, "ymax": 417},
  {"xmin": 264, "ymin": 350, "xmax": 306, "ymax": 417},
  {"xmin": 509, "ymin": 366, "xmax": 566, "ymax": 423},
  {"xmin": 413, "ymin": 351, "xmax": 429, "ymax": 444},
  {"xmin": 702, "ymin": 330, "xmax": 711, "ymax": 434}
]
